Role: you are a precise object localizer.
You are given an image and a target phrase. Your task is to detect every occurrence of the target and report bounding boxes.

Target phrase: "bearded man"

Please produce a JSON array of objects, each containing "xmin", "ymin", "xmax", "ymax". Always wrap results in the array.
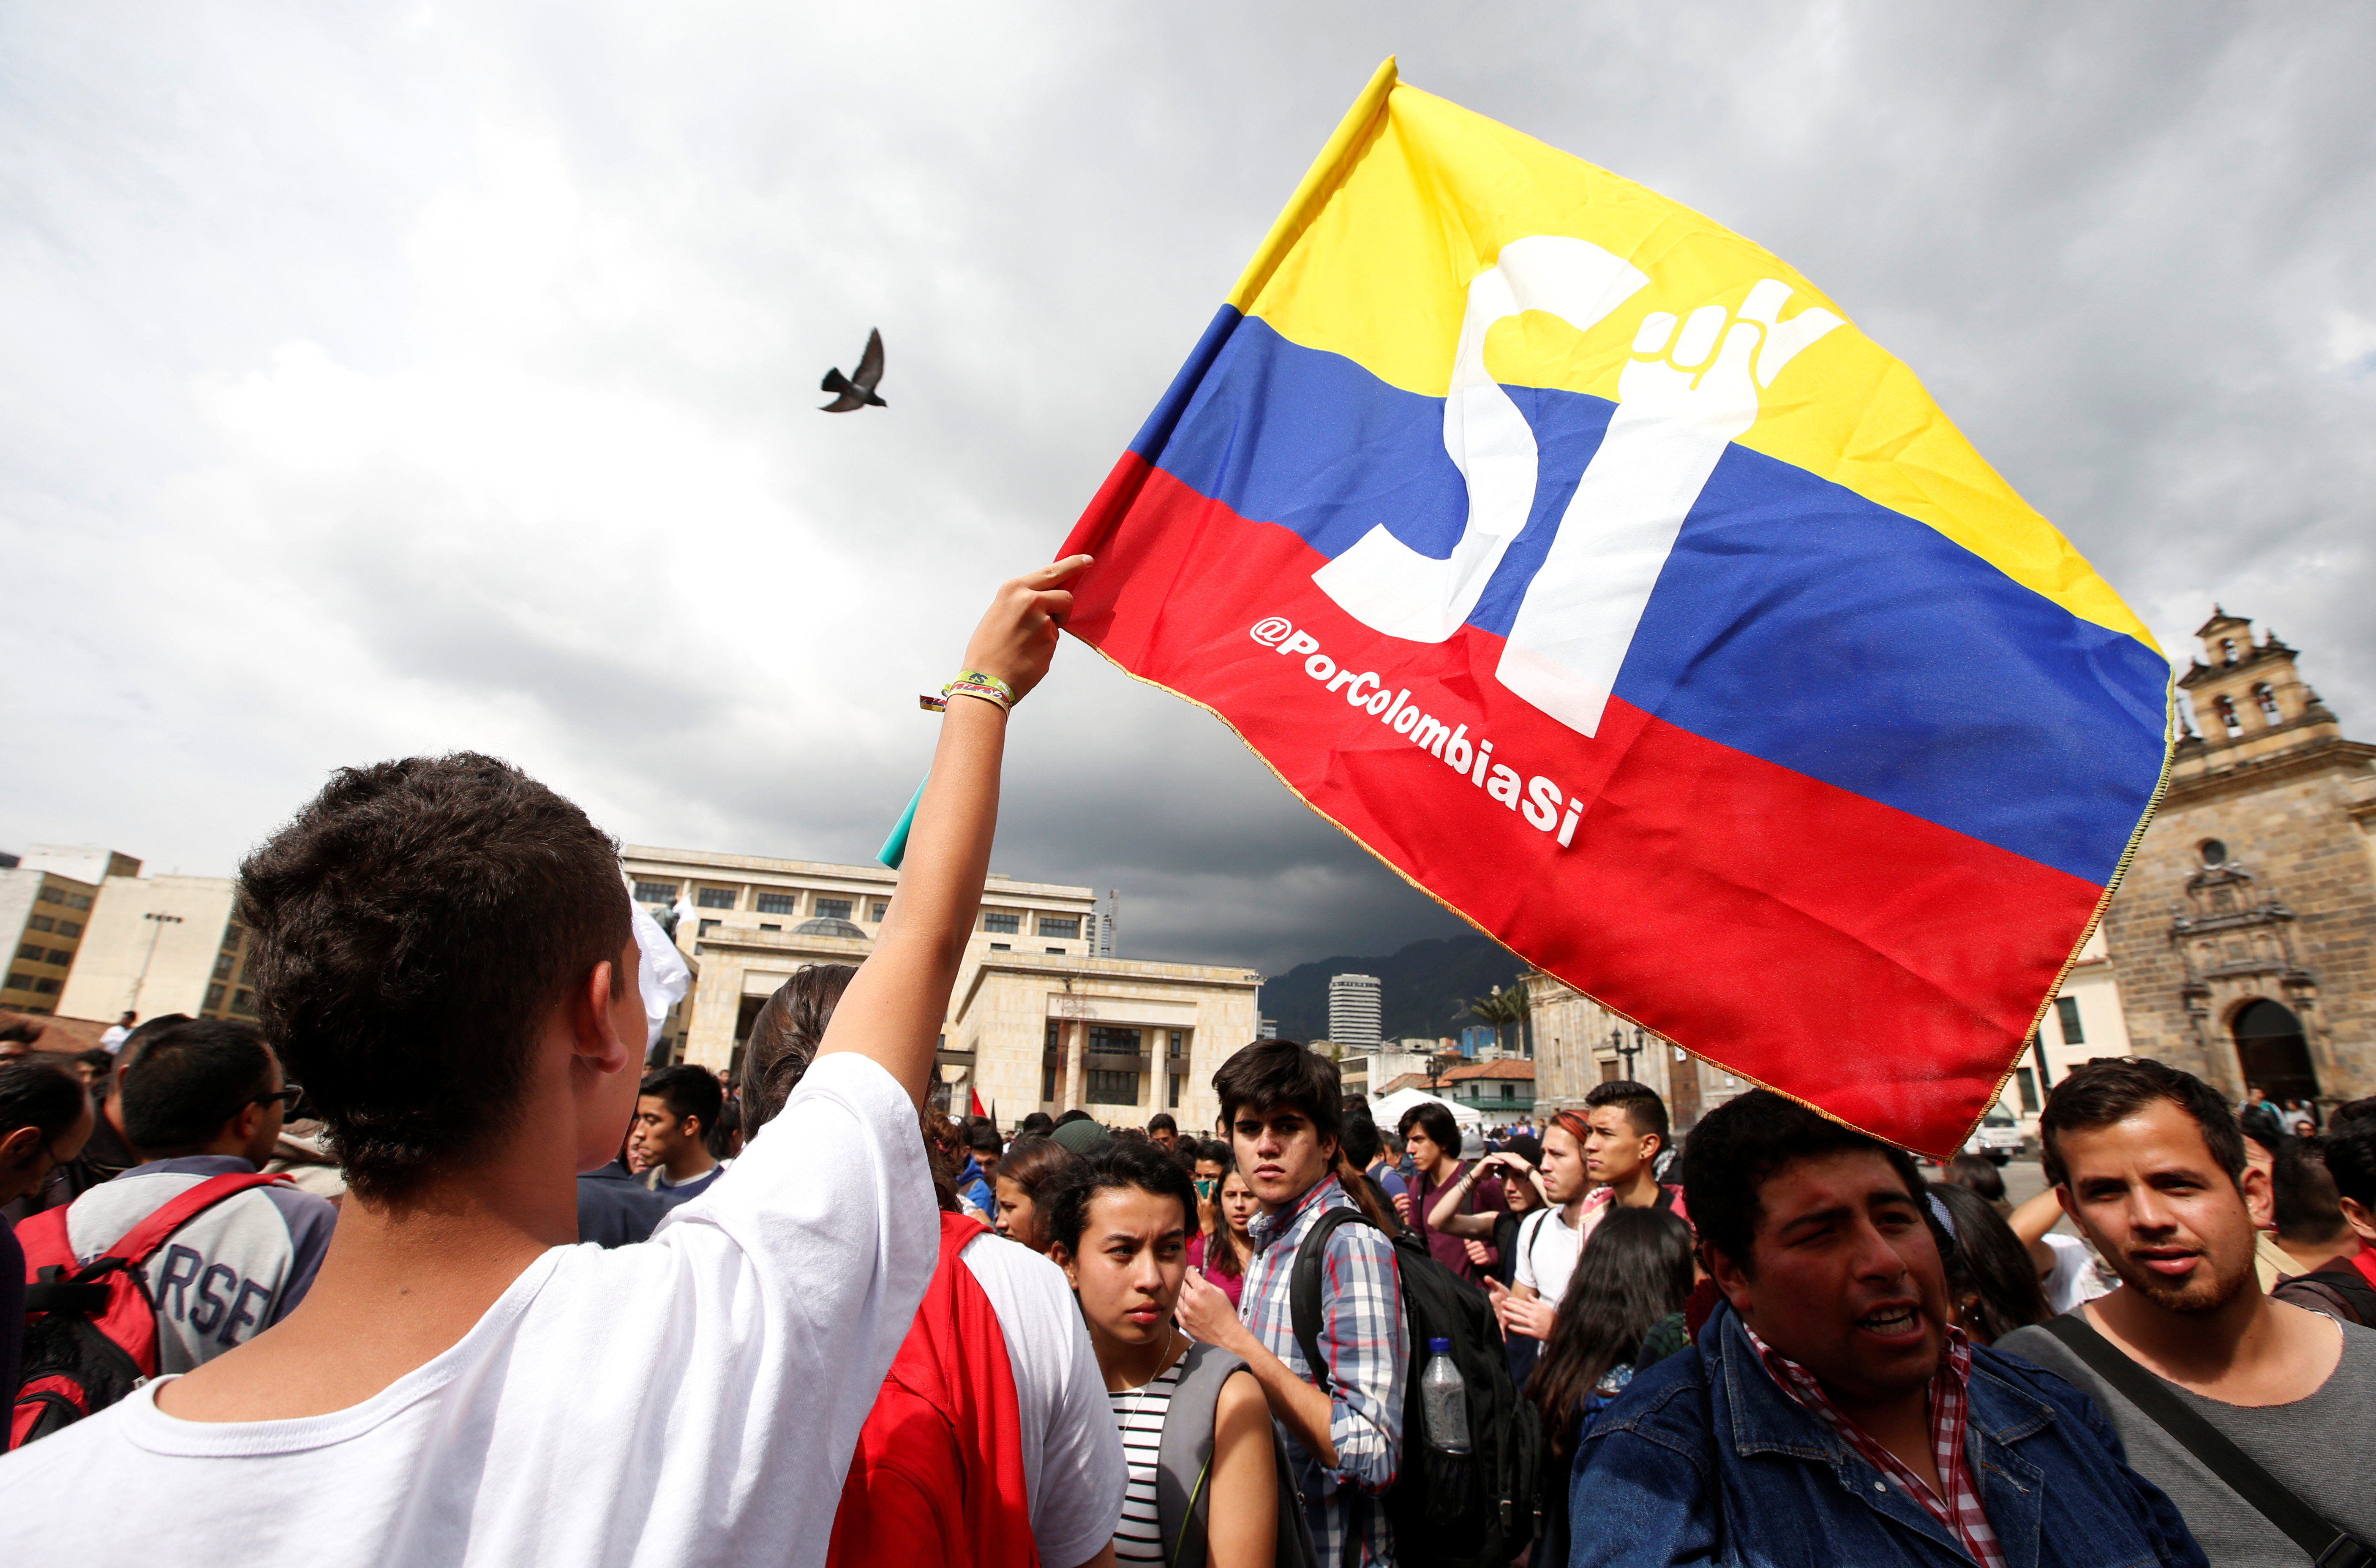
[{"xmin": 2000, "ymin": 1056, "xmax": 2376, "ymax": 1563}]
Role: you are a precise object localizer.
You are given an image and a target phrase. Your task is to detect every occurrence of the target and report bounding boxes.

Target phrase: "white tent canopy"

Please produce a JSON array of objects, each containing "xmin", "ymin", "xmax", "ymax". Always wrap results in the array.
[{"xmin": 1368, "ymin": 1085, "xmax": 1484, "ymax": 1131}]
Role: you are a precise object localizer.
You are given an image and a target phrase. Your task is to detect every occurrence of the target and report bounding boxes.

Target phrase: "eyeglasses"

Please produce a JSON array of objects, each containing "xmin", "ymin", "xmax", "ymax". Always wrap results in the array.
[{"xmin": 253, "ymin": 1085, "xmax": 305, "ymax": 1113}]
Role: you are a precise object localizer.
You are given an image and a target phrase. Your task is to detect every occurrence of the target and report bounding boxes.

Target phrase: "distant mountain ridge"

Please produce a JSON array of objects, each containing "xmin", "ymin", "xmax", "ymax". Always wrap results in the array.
[{"xmin": 1259, "ymin": 931, "xmax": 1529, "ymax": 1046}]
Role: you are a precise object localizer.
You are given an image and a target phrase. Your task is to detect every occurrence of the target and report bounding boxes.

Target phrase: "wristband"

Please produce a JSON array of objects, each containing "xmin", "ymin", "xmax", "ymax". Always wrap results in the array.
[{"xmin": 918, "ymin": 670, "xmax": 1016, "ymax": 714}]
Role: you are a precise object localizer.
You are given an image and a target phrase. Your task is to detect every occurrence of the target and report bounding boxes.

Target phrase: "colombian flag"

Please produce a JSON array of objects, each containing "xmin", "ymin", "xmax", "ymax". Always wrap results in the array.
[{"xmin": 1059, "ymin": 61, "xmax": 2172, "ymax": 1156}]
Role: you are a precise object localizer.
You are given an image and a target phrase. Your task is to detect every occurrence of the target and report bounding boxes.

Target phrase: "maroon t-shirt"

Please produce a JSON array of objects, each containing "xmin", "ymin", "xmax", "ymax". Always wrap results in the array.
[
  {"xmin": 1406, "ymin": 1160, "xmax": 1503, "ymax": 1283},
  {"xmin": 1187, "ymin": 1229, "xmax": 1245, "ymax": 1309}
]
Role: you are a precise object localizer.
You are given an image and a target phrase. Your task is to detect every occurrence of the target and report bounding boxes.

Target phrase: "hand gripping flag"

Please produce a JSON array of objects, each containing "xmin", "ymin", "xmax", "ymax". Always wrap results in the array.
[{"xmin": 1057, "ymin": 60, "xmax": 2173, "ymax": 1156}]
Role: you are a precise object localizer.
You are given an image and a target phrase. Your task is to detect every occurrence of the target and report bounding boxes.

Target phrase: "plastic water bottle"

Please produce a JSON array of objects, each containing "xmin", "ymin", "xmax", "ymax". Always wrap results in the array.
[{"xmin": 1419, "ymin": 1337, "xmax": 1471, "ymax": 1454}]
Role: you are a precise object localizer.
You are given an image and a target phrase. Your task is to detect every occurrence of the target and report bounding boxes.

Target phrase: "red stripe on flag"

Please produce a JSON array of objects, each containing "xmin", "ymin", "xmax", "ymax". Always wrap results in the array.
[{"xmin": 1061, "ymin": 457, "xmax": 2095, "ymax": 1155}]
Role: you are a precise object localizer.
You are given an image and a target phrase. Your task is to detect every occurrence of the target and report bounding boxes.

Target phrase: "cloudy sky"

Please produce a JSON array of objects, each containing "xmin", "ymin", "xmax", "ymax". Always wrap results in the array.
[{"xmin": 3, "ymin": 3, "xmax": 2371, "ymax": 977}]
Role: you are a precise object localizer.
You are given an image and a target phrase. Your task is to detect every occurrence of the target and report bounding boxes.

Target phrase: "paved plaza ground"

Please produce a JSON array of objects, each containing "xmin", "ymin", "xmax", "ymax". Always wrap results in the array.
[{"xmin": 1980, "ymin": 1155, "xmax": 2084, "ymax": 1239}]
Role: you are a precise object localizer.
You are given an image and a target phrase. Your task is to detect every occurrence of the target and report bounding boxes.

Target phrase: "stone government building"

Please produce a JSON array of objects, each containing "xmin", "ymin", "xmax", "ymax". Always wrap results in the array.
[
  {"xmin": 2098, "ymin": 611, "xmax": 2375, "ymax": 1110},
  {"xmin": 621, "ymin": 846, "xmax": 1260, "ymax": 1133}
]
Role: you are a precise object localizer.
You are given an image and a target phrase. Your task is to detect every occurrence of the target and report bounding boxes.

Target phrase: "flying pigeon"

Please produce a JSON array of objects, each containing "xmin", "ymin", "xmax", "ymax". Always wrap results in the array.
[{"xmin": 820, "ymin": 329, "xmax": 887, "ymax": 412}]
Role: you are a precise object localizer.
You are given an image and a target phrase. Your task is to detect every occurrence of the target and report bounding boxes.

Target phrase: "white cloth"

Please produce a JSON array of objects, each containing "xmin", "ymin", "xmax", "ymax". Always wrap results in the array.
[
  {"xmin": 630, "ymin": 902, "xmax": 693, "ymax": 1051},
  {"xmin": 957, "ymin": 1232, "xmax": 1127, "ymax": 1568},
  {"xmin": 98, "ymin": 1024, "xmax": 128, "ymax": 1053},
  {"xmin": 1368, "ymin": 1085, "xmax": 1482, "ymax": 1130},
  {"xmin": 0, "ymin": 1053, "xmax": 935, "ymax": 1568},
  {"xmin": 2039, "ymin": 1232, "xmax": 2113, "ymax": 1315},
  {"xmin": 1512, "ymin": 1204, "xmax": 1584, "ymax": 1307}
]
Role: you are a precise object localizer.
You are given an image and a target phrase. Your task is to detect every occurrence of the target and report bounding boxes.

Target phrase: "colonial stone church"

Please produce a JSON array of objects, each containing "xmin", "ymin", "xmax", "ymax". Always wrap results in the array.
[{"xmin": 2099, "ymin": 611, "xmax": 2376, "ymax": 1110}]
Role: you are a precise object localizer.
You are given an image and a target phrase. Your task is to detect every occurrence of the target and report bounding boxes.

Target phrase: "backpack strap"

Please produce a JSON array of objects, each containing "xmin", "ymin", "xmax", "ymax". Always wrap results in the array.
[
  {"xmin": 95, "ymin": 1172, "xmax": 293, "ymax": 1271},
  {"xmin": 1516, "ymin": 1209, "xmax": 1550, "ymax": 1271},
  {"xmin": 1156, "ymin": 1340, "xmax": 1245, "ymax": 1568},
  {"xmin": 1289, "ymin": 1204, "xmax": 1376, "ymax": 1397},
  {"xmin": 2035, "ymin": 1313, "xmax": 2372, "ymax": 1567}
]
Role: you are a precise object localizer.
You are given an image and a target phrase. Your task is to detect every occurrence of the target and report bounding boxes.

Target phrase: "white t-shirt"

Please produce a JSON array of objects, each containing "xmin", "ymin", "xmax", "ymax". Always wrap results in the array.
[
  {"xmin": 1513, "ymin": 1205, "xmax": 1585, "ymax": 1307},
  {"xmin": 957, "ymin": 1232, "xmax": 1127, "ymax": 1568},
  {"xmin": 0, "ymin": 1053, "xmax": 935, "ymax": 1568},
  {"xmin": 2039, "ymin": 1231, "xmax": 2113, "ymax": 1315}
]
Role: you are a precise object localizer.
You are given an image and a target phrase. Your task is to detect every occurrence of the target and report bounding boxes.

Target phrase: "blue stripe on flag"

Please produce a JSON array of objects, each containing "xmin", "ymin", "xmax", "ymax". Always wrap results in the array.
[{"xmin": 1142, "ymin": 313, "xmax": 2166, "ymax": 886}]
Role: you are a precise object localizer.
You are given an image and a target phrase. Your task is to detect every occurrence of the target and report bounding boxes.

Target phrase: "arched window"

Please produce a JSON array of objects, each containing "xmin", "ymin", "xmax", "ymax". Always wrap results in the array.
[
  {"xmin": 2253, "ymin": 683, "xmax": 2280, "ymax": 723},
  {"xmin": 2219, "ymin": 637, "xmax": 2237, "ymax": 665},
  {"xmin": 2199, "ymin": 839, "xmax": 2227, "ymax": 866},
  {"xmin": 2214, "ymin": 695, "xmax": 2241, "ymax": 736}
]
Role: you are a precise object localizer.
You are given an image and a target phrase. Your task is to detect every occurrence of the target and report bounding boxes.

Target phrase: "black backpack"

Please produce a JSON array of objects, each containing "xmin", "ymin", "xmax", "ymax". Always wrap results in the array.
[{"xmin": 1291, "ymin": 1207, "xmax": 1542, "ymax": 1568}]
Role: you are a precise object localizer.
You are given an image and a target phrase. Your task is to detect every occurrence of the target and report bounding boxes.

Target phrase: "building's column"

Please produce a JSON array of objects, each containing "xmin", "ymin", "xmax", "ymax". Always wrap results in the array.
[
  {"xmin": 1668, "ymin": 1047, "xmax": 1704, "ymax": 1130},
  {"xmin": 684, "ymin": 953, "xmax": 744, "ymax": 1072},
  {"xmin": 1063, "ymin": 1017, "xmax": 1087, "ymax": 1112}
]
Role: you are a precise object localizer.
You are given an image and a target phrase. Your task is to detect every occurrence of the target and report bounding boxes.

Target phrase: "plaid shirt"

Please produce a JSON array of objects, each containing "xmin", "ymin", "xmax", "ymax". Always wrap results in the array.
[
  {"xmin": 1743, "ymin": 1321, "xmax": 2005, "ymax": 1568},
  {"xmin": 1240, "ymin": 1176, "xmax": 1405, "ymax": 1568}
]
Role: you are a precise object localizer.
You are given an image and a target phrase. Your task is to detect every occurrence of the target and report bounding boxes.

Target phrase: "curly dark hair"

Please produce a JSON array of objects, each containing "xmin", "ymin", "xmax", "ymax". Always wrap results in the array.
[
  {"xmin": 1041, "ymin": 1137, "xmax": 1199, "ymax": 1258},
  {"xmin": 237, "ymin": 753, "xmax": 630, "ymax": 1201},
  {"xmin": 1680, "ymin": 1089, "xmax": 1926, "ymax": 1278}
]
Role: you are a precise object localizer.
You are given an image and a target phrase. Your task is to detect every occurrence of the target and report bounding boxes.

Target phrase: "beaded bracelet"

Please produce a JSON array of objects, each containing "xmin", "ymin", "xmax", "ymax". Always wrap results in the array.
[{"xmin": 917, "ymin": 669, "xmax": 1016, "ymax": 714}]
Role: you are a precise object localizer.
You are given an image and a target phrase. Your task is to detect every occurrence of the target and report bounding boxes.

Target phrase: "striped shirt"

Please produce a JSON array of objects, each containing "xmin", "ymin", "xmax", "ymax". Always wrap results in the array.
[{"xmin": 1106, "ymin": 1358, "xmax": 1188, "ymax": 1563}]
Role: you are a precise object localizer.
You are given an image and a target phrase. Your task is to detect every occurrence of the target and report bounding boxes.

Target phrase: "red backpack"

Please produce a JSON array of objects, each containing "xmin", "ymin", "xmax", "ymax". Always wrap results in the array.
[
  {"xmin": 12, "ymin": 1171, "xmax": 291, "ymax": 1448},
  {"xmin": 826, "ymin": 1211, "xmax": 1039, "ymax": 1568}
]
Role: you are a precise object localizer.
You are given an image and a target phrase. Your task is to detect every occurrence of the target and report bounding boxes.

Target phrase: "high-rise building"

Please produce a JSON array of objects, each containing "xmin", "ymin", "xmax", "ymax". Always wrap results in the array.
[
  {"xmin": 1328, "ymin": 973, "xmax": 1382, "ymax": 1052},
  {"xmin": 1085, "ymin": 889, "xmax": 1120, "ymax": 959}
]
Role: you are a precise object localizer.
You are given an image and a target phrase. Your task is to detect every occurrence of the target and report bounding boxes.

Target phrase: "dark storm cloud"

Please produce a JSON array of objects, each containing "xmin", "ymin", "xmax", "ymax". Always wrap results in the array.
[{"xmin": 1, "ymin": 3, "xmax": 2369, "ymax": 976}]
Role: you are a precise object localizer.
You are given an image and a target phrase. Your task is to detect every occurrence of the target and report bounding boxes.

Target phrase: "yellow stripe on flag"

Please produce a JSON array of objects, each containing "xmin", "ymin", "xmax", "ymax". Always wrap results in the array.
[{"xmin": 1230, "ymin": 63, "xmax": 2157, "ymax": 653}]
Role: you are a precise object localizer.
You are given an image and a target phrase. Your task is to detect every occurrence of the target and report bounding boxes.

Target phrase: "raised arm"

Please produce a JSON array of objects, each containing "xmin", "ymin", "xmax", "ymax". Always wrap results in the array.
[
  {"xmin": 2006, "ymin": 1186, "xmax": 2063, "ymax": 1247},
  {"xmin": 1427, "ymin": 1153, "xmax": 1520, "ymax": 1238},
  {"xmin": 815, "ymin": 557, "xmax": 1088, "ymax": 1105}
]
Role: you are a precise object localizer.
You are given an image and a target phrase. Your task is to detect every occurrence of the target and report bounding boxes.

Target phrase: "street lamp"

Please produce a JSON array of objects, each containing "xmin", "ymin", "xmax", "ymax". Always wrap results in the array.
[
  {"xmin": 131, "ymin": 911, "xmax": 184, "ymax": 1013},
  {"xmin": 1612, "ymin": 1026, "xmax": 1642, "ymax": 1081}
]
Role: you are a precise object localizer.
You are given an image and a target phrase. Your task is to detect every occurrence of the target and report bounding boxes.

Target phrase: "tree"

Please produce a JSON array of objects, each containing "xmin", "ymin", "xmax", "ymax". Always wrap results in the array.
[{"xmin": 1464, "ymin": 983, "xmax": 1530, "ymax": 1058}]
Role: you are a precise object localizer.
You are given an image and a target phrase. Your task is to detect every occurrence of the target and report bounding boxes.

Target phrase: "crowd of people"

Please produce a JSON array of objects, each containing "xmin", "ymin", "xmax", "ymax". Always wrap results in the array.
[{"xmin": 1, "ymin": 556, "xmax": 2373, "ymax": 1565}]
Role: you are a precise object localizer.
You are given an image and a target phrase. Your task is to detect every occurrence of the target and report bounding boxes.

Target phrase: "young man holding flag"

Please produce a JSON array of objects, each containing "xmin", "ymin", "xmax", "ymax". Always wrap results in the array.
[{"xmin": 0, "ymin": 558, "xmax": 1092, "ymax": 1568}]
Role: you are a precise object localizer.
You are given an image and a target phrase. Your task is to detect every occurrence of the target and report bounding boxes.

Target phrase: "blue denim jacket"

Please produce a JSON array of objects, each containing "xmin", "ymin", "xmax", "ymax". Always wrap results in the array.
[{"xmin": 1568, "ymin": 1303, "xmax": 2205, "ymax": 1568}]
